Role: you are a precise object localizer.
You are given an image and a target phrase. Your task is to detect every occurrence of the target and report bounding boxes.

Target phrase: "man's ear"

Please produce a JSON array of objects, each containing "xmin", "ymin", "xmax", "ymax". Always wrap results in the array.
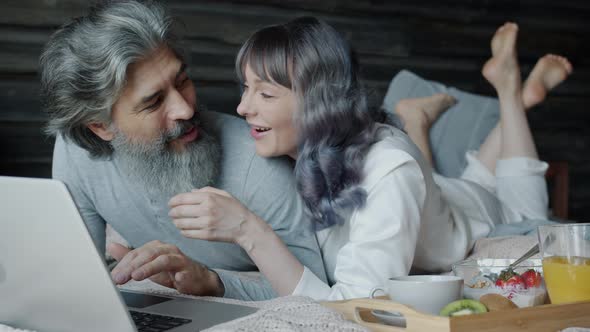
[{"xmin": 87, "ymin": 122, "xmax": 115, "ymax": 141}]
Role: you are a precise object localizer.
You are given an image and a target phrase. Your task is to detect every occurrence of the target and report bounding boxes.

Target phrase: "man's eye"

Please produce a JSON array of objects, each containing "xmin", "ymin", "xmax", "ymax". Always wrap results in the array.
[
  {"xmin": 144, "ymin": 97, "xmax": 162, "ymax": 111},
  {"xmin": 260, "ymin": 92, "xmax": 273, "ymax": 99}
]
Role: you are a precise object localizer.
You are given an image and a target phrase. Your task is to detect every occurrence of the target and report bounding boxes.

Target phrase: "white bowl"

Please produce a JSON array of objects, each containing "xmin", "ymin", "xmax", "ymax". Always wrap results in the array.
[{"xmin": 371, "ymin": 275, "xmax": 463, "ymax": 315}]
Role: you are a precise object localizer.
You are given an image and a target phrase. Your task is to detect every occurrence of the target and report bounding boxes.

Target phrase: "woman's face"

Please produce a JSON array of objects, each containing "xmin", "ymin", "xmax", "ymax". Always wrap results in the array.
[{"xmin": 237, "ymin": 64, "xmax": 299, "ymax": 159}]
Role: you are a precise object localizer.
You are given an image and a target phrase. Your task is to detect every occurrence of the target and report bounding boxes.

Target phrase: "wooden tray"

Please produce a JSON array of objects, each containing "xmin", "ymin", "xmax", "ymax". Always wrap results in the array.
[{"xmin": 322, "ymin": 298, "xmax": 590, "ymax": 332}]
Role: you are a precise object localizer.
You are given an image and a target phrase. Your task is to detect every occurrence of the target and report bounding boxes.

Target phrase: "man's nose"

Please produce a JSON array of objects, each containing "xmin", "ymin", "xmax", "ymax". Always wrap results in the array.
[{"xmin": 167, "ymin": 89, "xmax": 194, "ymax": 122}]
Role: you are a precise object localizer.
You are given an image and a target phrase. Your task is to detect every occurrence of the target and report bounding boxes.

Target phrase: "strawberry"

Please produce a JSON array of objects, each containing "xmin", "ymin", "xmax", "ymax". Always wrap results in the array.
[
  {"xmin": 495, "ymin": 278, "xmax": 507, "ymax": 288},
  {"xmin": 495, "ymin": 269, "xmax": 527, "ymax": 289},
  {"xmin": 521, "ymin": 269, "xmax": 543, "ymax": 288},
  {"xmin": 505, "ymin": 274, "xmax": 526, "ymax": 288}
]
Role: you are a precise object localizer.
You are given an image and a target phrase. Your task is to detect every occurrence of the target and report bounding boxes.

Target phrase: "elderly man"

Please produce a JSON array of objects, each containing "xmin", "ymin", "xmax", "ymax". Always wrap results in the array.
[{"xmin": 39, "ymin": 0, "xmax": 326, "ymax": 300}]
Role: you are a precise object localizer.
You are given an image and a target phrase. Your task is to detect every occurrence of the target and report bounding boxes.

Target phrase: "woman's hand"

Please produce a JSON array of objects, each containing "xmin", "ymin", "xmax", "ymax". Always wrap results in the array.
[
  {"xmin": 168, "ymin": 187, "xmax": 259, "ymax": 245},
  {"xmin": 170, "ymin": 188, "xmax": 304, "ymax": 297}
]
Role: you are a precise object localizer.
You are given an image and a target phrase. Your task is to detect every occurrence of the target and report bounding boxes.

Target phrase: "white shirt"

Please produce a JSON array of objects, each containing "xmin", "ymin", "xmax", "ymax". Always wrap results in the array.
[{"xmin": 292, "ymin": 125, "xmax": 502, "ymax": 301}]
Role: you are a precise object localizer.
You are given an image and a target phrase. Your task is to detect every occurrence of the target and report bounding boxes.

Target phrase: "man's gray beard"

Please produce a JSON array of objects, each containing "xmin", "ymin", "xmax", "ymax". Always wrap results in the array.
[{"xmin": 111, "ymin": 126, "xmax": 221, "ymax": 197}]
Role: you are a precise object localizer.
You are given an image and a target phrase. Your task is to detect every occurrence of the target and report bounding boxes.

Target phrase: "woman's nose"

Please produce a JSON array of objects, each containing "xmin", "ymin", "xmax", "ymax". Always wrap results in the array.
[{"xmin": 237, "ymin": 92, "xmax": 253, "ymax": 117}]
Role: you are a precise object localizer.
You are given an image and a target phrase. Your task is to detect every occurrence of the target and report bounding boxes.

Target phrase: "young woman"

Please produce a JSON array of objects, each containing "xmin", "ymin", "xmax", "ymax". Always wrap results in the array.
[{"xmin": 168, "ymin": 18, "xmax": 570, "ymax": 300}]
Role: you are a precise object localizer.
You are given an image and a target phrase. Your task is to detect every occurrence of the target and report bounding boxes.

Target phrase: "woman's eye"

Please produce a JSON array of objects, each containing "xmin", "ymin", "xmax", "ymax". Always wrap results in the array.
[
  {"xmin": 239, "ymin": 84, "xmax": 249, "ymax": 98},
  {"xmin": 177, "ymin": 77, "xmax": 189, "ymax": 88},
  {"xmin": 260, "ymin": 92, "xmax": 274, "ymax": 99}
]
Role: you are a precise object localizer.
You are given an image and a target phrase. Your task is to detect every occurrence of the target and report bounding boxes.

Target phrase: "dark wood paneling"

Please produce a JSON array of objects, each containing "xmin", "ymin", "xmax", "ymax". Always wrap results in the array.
[
  {"xmin": 0, "ymin": 121, "xmax": 54, "ymax": 159},
  {"xmin": 0, "ymin": 0, "xmax": 589, "ymax": 221}
]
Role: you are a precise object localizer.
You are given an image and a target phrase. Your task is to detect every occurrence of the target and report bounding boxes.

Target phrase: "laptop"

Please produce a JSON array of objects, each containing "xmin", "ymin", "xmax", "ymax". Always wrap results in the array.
[{"xmin": 0, "ymin": 176, "xmax": 257, "ymax": 332}]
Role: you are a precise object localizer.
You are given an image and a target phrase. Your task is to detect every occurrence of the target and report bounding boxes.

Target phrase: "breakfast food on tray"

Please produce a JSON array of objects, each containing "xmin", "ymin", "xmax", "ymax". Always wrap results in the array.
[
  {"xmin": 439, "ymin": 299, "xmax": 487, "ymax": 317},
  {"xmin": 464, "ymin": 268, "xmax": 546, "ymax": 307},
  {"xmin": 453, "ymin": 259, "xmax": 548, "ymax": 308}
]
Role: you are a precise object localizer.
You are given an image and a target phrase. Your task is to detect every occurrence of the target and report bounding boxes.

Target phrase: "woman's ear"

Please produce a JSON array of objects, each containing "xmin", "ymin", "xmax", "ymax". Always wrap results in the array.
[{"xmin": 87, "ymin": 122, "xmax": 115, "ymax": 141}]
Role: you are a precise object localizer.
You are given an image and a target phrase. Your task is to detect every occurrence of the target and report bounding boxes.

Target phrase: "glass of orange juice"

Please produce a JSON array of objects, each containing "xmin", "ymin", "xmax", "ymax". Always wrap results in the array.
[{"xmin": 538, "ymin": 223, "xmax": 590, "ymax": 304}]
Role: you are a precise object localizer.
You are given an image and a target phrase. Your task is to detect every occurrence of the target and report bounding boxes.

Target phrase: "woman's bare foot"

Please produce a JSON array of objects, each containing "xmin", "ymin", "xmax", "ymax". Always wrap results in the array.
[
  {"xmin": 395, "ymin": 93, "xmax": 457, "ymax": 130},
  {"xmin": 482, "ymin": 22, "xmax": 521, "ymax": 93},
  {"xmin": 522, "ymin": 54, "xmax": 573, "ymax": 109},
  {"xmin": 395, "ymin": 93, "xmax": 456, "ymax": 166}
]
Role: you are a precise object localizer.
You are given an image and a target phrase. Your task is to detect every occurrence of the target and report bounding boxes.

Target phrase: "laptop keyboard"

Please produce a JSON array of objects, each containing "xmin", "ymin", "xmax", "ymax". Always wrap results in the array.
[{"xmin": 130, "ymin": 310, "xmax": 192, "ymax": 331}]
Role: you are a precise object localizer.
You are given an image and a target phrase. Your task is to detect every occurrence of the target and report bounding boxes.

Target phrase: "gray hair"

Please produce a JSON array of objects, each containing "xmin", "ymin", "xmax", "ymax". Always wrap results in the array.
[{"xmin": 40, "ymin": 0, "xmax": 179, "ymax": 157}]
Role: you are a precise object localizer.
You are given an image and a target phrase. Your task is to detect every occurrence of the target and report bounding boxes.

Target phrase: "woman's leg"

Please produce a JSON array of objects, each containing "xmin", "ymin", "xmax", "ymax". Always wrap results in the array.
[
  {"xmin": 477, "ymin": 25, "xmax": 572, "ymax": 172},
  {"xmin": 394, "ymin": 93, "xmax": 456, "ymax": 167},
  {"xmin": 477, "ymin": 23, "xmax": 558, "ymax": 220},
  {"xmin": 394, "ymin": 26, "xmax": 572, "ymax": 173},
  {"xmin": 482, "ymin": 23, "xmax": 536, "ymax": 160}
]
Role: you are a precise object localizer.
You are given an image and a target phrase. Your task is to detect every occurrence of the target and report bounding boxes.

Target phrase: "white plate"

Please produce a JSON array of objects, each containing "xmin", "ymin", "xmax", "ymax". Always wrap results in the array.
[{"xmin": 371, "ymin": 310, "xmax": 406, "ymax": 327}]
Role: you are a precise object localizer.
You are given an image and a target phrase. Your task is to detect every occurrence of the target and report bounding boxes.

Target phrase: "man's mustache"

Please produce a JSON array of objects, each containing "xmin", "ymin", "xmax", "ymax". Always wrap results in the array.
[{"xmin": 164, "ymin": 114, "xmax": 200, "ymax": 143}]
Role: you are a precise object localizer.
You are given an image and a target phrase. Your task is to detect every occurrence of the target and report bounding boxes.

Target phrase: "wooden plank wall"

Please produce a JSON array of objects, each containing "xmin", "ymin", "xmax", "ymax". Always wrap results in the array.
[{"xmin": 1, "ymin": 0, "xmax": 588, "ymax": 220}]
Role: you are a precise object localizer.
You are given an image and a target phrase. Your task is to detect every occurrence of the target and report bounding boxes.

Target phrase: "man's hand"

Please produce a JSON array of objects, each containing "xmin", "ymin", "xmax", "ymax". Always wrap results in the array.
[{"xmin": 107, "ymin": 241, "xmax": 224, "ymax": 296}]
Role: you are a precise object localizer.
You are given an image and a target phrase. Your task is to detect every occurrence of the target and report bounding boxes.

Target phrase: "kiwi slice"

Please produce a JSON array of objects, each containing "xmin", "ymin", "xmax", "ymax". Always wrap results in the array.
[{"xmin": 439, "ymin": 299, "xmax": 488, "ymax": 317}]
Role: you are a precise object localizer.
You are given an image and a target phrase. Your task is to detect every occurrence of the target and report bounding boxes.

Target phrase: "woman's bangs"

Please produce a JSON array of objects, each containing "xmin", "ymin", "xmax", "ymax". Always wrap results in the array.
[{"xmin": 238, "ymin": 27, "xmax": 292, "ymax": 89}]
